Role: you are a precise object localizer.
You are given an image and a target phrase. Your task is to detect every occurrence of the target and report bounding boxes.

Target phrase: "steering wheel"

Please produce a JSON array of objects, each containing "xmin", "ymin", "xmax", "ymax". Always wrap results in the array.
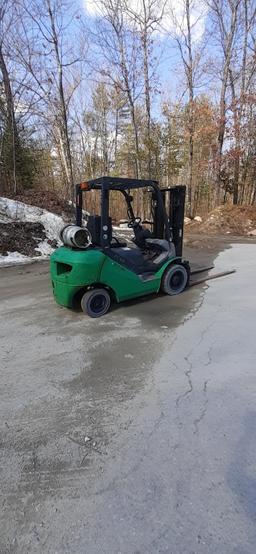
[{"xmin": 128, "ymin": 217, "xmax": 141, "ymax": 229}]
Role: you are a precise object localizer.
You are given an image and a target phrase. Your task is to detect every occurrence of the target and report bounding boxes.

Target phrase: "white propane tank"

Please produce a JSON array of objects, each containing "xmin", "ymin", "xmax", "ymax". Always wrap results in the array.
[{"xmin": 60, "ymin": 225, "xmax": 92, "ymax": 249}]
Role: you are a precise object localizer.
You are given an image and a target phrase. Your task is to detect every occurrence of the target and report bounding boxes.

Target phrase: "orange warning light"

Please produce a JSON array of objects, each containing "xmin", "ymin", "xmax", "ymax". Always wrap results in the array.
[{"xmin": 80, "ymin": 182, "xmax": 90, "ymax": 190}]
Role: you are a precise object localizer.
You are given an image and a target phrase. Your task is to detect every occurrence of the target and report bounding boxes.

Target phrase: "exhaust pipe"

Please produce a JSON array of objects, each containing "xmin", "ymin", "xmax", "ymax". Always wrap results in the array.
[{"xmin": 60, "ymin": 225, "xmax": 92, "ymax": 249}]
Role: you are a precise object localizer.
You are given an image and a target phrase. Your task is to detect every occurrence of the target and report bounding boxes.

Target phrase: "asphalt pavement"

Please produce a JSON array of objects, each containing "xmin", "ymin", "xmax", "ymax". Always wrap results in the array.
[{"xmin": 0, "ymin": 240, "xmax": 256, "ymax": 554}]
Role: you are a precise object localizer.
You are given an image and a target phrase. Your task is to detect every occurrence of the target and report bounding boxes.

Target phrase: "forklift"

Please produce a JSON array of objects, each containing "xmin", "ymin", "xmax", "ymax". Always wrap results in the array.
[{"xmin": 50, "ymin": 176, "xmax": 190, "ymax": 317}]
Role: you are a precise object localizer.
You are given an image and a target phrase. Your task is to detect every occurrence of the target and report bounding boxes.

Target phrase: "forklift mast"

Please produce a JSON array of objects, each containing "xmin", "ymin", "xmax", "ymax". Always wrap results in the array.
[{"xmin": 152, "ymin": 186, "xmax": 186, "ymax": 257}]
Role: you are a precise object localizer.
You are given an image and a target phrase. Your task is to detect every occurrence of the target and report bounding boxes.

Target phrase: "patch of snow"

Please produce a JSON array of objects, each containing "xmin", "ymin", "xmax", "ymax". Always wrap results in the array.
[
  {"xmin": 0, "ymin": 251, "xmax": 33, "ymax": 266},
  {"xmin": 113, "ymin": 225, "xmax": 131, "ymax": 232},
  {"xmin": 194, "ymin": 215, "xmax": 202, "ymax": 223},
  {"xmin": 35, "ymin": 239, "xmax": 55, "ymax": 256},
  {"xmin": 0, "ymin": 248, "xmax": 53, "ymax": 266},
  {"xmin": 0, "ymin": 197, "xmax": 65, "ymax": 242},
  {"xmin": 184, "ymin": 217, "xmax": 191, "ymax": 225},
  {"xmin": 117, "ymin": 219, "xmax": 130, "ymax": 229}
]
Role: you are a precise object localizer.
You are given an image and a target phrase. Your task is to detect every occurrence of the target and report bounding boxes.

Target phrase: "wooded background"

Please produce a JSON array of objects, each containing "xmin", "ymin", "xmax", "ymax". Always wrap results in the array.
[{"xmin": 0, "ymin": 0, "xmax": 255, "ymax": 218}]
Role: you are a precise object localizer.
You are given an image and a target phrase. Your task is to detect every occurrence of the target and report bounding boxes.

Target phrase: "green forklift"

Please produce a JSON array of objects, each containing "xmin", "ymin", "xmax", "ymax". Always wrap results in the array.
[{"xmin": 50, "ymin": 176, "xmax": 190, "ymax": 317}]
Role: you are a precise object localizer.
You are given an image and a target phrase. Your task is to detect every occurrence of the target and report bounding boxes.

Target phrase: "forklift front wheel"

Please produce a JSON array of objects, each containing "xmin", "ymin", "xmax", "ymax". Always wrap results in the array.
[
  {"xmin": 81, "ymin": 288, "xmax": 111, "ymax": 318},
  {"xmin": 161, "ymin": 264, "xmax": 188, "ymax": 296}
]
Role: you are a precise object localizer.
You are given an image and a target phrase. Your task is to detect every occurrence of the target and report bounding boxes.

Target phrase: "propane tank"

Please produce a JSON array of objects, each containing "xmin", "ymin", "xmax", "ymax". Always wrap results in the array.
[{"xmin": 60, "ymin": 225, "xmax": 92, "ymax": 249}]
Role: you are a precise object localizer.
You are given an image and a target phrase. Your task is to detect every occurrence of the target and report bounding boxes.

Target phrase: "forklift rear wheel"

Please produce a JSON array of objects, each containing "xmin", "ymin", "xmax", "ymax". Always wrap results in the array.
[
  {"xmin": 81, "ymin": 289, "xmax": 111, "ymax": 318},
  {"xmin": 161, "ymin": 264, "xmax": 188, "ymax": 295}
]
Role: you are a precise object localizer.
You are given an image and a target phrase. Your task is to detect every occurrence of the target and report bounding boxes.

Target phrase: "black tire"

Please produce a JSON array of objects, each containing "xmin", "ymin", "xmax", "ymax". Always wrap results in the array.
[
  {"xmin": 81, "ymin": 288, "xmax": 111, "ymax": 318},
  {"xmin": 161, "ymin": 264, "xmax": 188, "ymax": 295}
]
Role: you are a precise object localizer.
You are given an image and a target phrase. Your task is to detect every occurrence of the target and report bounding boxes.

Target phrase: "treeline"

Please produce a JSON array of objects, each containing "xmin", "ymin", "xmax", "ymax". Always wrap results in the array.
[{"xmin": 0, "ymin": 0, "xmax": 255, "ymax": 216}]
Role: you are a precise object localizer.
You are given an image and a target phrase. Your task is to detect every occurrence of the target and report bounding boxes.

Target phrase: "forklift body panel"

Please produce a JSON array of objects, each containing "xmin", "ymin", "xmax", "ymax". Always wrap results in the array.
[{"xmin": 51, "ymin": 245, "xmax": 180, "ymax": 306}]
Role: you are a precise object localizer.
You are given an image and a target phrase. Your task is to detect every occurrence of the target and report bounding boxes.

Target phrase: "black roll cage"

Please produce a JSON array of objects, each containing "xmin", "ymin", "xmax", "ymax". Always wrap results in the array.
[{"xmin": 76, "ymin": 176, "xmax": 171, "ymax": 249}]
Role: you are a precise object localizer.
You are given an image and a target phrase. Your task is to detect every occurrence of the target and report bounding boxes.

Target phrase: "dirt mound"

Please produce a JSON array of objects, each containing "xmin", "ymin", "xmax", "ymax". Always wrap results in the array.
[
  {"xmin": 6, "ymin": 190, "xmax": 73, "ymax": 218},
  {"xmin": 0, "ymin": 222, "xmax": 57, "ymax": 257},
  {"xmin": 188, "ymin": 205, "xmax": 256, "ymax": 236}
]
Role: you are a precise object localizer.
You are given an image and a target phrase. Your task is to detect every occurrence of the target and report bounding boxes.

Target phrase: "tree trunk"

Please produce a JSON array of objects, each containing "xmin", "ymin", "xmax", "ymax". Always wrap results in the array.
[
  {"xmin": 114, "ymin": 107, "xmax": 119, "ymax": 170},
  {"xmin": 47, "ymin": 0, "xmax": 74, "ymax": 202},
  {"xmin": 252, "ymin": 185, "xmax": 256, "ymax": 205},
  {"xmin": 229, "ymin": 0, "xmax": 248, "ymax": 205},
  {"xmin": 186, "ymin": 0, "xmax": 194, "ymax": 218},
  {"xmin": 117, "ymin": 24, "xmax": 141, "ymax": 178},
  {"xmin": 141, "ymin": 5, "xmax": 151, "ymax": 179},
  {"xmin": 214, "ymin": 0, "xmax": 239, "ymax": 204},
  {"xmin": 129, "ymin": 101, "xmax": 141, "ymax": 179},
  {"xmin": 216, "ymin": 79, "xmax": 226, "ymax": 204},
  {"xmin": 0, "ymin": 44, "xmax": 19, "ymax": 194},
  {"xmin": 229, "ymin": 74, "xmax": 240, "ymax": 204}
]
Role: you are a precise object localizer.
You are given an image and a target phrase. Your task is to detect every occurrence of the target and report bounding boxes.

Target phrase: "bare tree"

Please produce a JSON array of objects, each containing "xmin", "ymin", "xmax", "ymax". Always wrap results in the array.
[
  {"xmin": 14, "ymin": 0, "xmax": 83, "ymax": 200},
  {"xmin": 166, "ymin": 0, "xmax": 204, "ymax": 216},
  {"xmin": 228, "ymin": 0, "xmax": 255, "ymax": 203},
  {"xmin": 125, "ymin": 0, "xmax": 165, "ymax": 178},
  {"xmin": 209, "ymin": 0, "xmax": 241, "ymax": 203},
  {"xmin": 89, "ymin": 0, "xmax": 143, "ymax": 178},
  {"xmin": 0, "ymin": 0, "xmax": 19, "ymax": 193}
]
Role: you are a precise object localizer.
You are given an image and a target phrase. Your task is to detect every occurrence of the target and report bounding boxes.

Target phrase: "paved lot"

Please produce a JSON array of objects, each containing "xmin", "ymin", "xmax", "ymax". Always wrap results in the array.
[{"xmin": 1, "ymin": 241, "xmax": 256, "ymax": 553}]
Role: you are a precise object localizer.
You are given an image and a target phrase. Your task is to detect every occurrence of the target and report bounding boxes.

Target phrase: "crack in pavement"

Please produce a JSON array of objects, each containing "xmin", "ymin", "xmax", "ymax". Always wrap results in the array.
[
  {"xmin": 175, "ymin": 350, "xmax": 194, "ymax": 409},
  {"xmin": 175, "ymin": 323, "xmax": 215, "ymax": 436},
  {"xmin": 176, "ymin": 321, "xmax": 215, "ymax": 409},
  {"xmin": 197, "ymin": 321, "xmax": 214, "ymax": 349},
  {"xmin": 192, "ymin": 341, "xmax": 215, "ymax": 434},
  {"xmin": 192, "ymin": 342, "xmax": 215, "ymax": 434},
  {"xmin": 204, "ymin": 342, "xmax": 215, "ymax": 367},
  {"xmin": 193, "ymin": 379, "xmax": 209, "ymax": 435}
]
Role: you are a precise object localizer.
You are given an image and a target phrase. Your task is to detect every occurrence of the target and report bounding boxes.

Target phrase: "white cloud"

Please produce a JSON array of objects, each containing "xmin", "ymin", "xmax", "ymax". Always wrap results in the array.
[{"xmin": 84, "ymin": 0, "xmax": 207, "ymax": 42}]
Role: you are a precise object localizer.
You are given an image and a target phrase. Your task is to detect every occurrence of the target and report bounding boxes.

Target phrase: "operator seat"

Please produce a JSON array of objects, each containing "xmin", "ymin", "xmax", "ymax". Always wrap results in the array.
[
  {"xmin": 145, "ymin": 238, "xmax": 176, "ymax": 265},
  {"xmin": 133, "ymin": 222, "xmax": 176, "ymax": 265}
]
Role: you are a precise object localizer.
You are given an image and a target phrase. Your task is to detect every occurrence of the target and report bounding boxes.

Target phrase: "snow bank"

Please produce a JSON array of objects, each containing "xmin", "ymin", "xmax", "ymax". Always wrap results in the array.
[
  {"xmin": 0, "ymin": 197, "xmax": 67, "ymax": 266},
  {"xmin": 0, "ymin": 197, "xmax": 65, "ymax": 241}
]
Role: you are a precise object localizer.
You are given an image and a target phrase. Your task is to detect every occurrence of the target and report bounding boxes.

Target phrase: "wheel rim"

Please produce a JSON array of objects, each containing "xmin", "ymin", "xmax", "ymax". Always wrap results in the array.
[
  {"xmin": 90, "ymin": 294, "xmax": 107, "ymax": 314},
  {"xmin": 169, "ymin": 270, "xmax": 185, "ymax": 291}
]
